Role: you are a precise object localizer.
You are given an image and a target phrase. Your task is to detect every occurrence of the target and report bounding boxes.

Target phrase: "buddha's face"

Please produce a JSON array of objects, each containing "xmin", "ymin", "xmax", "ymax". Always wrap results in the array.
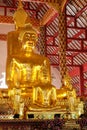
[{"xmin": 22, "ymin": 31, "xmax": 37, "ymax": 53}]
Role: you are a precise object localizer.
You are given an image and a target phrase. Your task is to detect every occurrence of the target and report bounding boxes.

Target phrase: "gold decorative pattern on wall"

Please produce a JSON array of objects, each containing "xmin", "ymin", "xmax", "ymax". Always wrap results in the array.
[{"xmin": 0, "ymin": 16, "xmax": 13, "ymax": 23}]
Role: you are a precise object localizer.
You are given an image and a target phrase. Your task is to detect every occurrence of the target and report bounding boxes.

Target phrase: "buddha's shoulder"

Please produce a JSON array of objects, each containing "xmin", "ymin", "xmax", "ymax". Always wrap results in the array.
[
  {"xmin": 33, "ymin": 54, "xmax": 49, "ymax": 61},
  {"xmin": 8, "ymin": 31, "xmax": 20, "ymax": 36}
]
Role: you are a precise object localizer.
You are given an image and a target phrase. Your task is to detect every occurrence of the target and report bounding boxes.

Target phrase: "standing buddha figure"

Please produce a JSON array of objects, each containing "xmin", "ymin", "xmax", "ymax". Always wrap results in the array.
[{"xmin": 6, "ymin": 0, "xmax": 56, "ymax": 110}]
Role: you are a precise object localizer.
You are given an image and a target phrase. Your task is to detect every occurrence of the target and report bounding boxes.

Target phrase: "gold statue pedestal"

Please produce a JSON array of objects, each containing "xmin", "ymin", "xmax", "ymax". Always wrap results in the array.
[
  {"xmin": 26, "ymin": 111, "xmax": 65, "ymax": 120},
  {"xmin": 23, "ymin": 101, "xmax": 68, "ymax": 120}
]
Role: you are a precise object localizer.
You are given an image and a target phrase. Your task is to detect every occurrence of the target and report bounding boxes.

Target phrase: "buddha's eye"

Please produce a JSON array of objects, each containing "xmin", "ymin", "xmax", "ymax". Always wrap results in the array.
[
  {"xmin": 26, "ymin": 34, "xmax": 30, "ymax": 37},
  {"xmin": 32, "ymin": 34, "xmax": 35, "ymax": 37},
  {"xmin": 25, "ymin": 34, "xmax": 30, "ymax": 40}
]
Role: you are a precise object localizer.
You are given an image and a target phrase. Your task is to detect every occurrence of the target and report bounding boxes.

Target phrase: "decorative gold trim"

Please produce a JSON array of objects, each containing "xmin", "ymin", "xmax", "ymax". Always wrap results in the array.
[
  {"xmin": 47, "ymin": 0, "xmax": 67, "ymax": 12},
  {"xmin": 40, "ymin": 8, "xmax": 57, "ymax": 25}
]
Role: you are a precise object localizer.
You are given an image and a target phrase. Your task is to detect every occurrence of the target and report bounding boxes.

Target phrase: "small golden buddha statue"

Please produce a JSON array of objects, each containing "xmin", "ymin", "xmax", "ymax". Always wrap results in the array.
[{"xmin": 6, "ymin": 0, "xmax": 56, "ymax": 114}]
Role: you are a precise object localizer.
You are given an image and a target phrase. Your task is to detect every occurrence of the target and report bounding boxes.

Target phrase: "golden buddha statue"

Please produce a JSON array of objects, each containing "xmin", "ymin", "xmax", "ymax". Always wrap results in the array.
[
  {"xmin": 6, "ymin": 0, "xmax": 57, "ymax": 116},
  {"xmin": 5, "ymin": 0, "xmax": 84, "ymax": 120}
]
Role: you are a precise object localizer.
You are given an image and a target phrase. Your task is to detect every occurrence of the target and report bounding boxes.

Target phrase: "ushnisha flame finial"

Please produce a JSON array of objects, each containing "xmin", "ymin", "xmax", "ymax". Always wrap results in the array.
[
  {"xmin": 13, "ymin": 0, "xmax": 28, "ymax": 29},
  {"xmin": 18, "ymin": 0, "xmax": 23, "ymax": 8}
]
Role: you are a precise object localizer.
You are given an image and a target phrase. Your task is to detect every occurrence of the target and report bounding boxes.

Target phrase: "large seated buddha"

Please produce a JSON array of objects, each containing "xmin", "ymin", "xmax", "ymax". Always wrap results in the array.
[
  {"xmin": 5, "ymin": 1, "xmax": 84, "ymax": 119},
  {"xmin": 6, "ymin": 0, "xmax": 57, "ymax": 113}
]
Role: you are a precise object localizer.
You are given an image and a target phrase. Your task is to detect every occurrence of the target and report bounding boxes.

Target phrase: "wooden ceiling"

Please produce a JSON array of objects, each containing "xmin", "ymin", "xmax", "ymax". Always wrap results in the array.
[{"xmin": 0, "ymin": 0, "xmax": 87, "ymax": 96}]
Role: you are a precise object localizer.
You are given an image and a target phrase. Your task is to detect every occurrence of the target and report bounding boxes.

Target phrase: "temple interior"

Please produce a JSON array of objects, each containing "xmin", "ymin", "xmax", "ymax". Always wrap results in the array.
[{"xmin": 0, "ymin": 0, "xmax": 87, "ymax": 130}]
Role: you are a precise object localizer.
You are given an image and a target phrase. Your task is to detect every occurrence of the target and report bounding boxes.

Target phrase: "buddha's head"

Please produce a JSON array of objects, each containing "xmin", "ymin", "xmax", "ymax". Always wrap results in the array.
[
  {"xmin": 13, "ymin": 0, "xmax": 39, "ymax": 53},
  {"xmin": 18, "ymin": 23, "xmax": 38, "ymax": 53}
]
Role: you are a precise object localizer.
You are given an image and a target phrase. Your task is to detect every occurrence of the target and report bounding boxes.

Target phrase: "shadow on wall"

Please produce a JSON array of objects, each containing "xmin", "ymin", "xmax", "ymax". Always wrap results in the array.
[{"xmin": 51, "ymin": 66, "xmax": 62, "ymax": 89}]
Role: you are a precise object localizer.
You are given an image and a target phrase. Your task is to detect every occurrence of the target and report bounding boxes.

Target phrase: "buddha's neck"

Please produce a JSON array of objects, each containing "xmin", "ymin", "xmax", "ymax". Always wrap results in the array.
[
  {"xmin": 24, "ymin": 50, "xmax": 35, "ymax": 56},
  {"xmin": 16, "ymin": 27, "xmax": 24, "ymax": 31}
]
